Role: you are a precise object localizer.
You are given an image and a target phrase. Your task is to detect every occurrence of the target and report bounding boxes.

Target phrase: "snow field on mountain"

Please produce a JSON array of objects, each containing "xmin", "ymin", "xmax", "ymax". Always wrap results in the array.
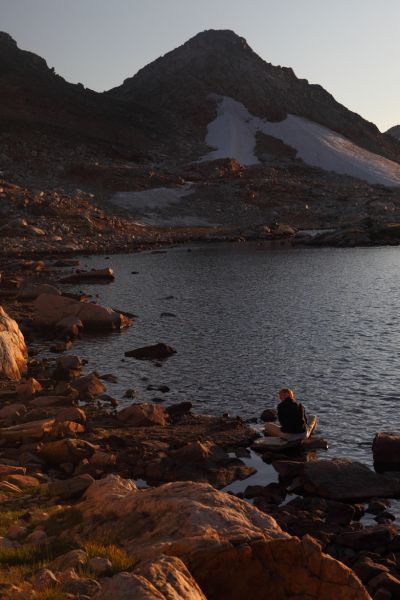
[
  {"xmin": 202, "ymin": 96, "xmax": 400, "ymax": 186},
  {"xmin": 112, "ymin": 184, "xmax": 193, "ymax": 212},
  {"xmin": 111, "ymin": 184, "xmax": 215, "ymax": 226}
]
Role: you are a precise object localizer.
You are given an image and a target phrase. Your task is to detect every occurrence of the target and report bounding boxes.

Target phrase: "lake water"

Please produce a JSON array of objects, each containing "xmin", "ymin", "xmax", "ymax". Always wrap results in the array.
[{"xmin": 69, "ymin": 243, "xmax": 400, "ymax": 464}]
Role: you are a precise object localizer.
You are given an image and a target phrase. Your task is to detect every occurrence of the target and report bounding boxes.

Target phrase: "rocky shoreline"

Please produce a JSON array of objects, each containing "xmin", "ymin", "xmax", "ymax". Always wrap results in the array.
[
  {"xmin": 3, "ymin": 160, "xmax": 400, "ymax": 263},
  {"xmin": 0, "ymin": 259, "xmax": 400, "ymax": 599}
]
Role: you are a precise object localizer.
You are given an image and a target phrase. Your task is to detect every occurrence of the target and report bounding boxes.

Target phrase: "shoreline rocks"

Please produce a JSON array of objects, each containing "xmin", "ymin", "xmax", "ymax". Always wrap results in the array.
[
  {"xmin": 33, "ymin": 293, "xmax": 132, "ymax": 332},
  {"xmin": 59, "ymin": 267, "xmax": 115, "ymax": 283},
  {"xmin": 124, "ymin": 342, "xmax": 177, "ymax": 360},
  {"xmin": 300, "ymin": 459, "xmax": 400, "ymax": 500},
  {"xmin": 0, "ymin": 253, "xmax": 398, "ymax": 600},
  {"xmin": 117, "ymin": 403, "xmax": 169, "ymax": 427}
]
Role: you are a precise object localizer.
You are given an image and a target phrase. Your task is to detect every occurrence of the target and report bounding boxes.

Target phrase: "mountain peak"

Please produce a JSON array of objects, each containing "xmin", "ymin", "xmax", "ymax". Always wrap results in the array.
[
  {"xmin": 107, "ymin": 28, "xmax": 400, "ymax": 164},
  {"xmin": 0, "ymin": 31, "xmax": 49, "ymax": 73},
  {"xmin": 1, "ymin": 28, "xmax": 400, "ymax": 170},
  {"xmin": 117, "ymin": 27, "xmax": 256, "ymax": 88},
  {"xmin": 107, "ymin": 27, "xmax": 270, "ymax": 114},
  {"xmin": 387, "ymin": 125, "xmax": 400, "ymax": 140},
  {"xmin": 183, "ymin": 29, "xmax": 250, "ymax": 50},
  {"xmin": 0, "ymin": 31, "xmax": 17, "ymax": 48}
]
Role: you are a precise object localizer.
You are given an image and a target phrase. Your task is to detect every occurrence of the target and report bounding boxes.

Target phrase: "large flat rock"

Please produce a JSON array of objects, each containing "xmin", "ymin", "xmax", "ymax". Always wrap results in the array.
[
  {"xmin": 78, "ymin": 476, "xmax": 370, "ymax": 600},
  {"xmin": 301, "ymin": 458, "xmax": 400, "ymax": 500},
  {"xmin": 33, "ymin": 293, "xmax": 131, "ymax": 331}
]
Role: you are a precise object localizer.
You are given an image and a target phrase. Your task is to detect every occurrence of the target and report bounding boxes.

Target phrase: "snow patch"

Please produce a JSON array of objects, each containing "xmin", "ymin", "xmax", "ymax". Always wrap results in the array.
[
  {"xmin": 110, "ymin": 184, "xmax": 215, "ymax": 227},
  {"xmin": 202, "ymin": 96, "xmax": 400, "ymax": 187},
  {"xmin": 112, "ymin": 184, "xmax": 194, "ymax": 211}
]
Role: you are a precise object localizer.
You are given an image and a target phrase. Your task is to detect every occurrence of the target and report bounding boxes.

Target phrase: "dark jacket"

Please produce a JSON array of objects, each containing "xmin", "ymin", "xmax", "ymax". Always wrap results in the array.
[{"xmin": 278, "ymin": 397, "xmax": 307, "ymax": 434}]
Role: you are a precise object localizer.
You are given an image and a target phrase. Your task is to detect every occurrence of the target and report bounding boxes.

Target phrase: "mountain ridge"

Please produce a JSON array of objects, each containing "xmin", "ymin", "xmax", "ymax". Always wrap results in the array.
[
  {"xmin": 1, "ymin": 28, "xmax": 400, "ymax": 166},
  {"xmin": 0, "ymin": 30, "xmax": 160, "ymax": 150},
  {"xmin": 2, "ymin": 31, "xmax": 400, "ymax": 250},
  {"xmin": 107, "ymin": 29, "xmax": 400, "ymax": 164},
  {"xmin": 387, "ymin": 125, "xmax": 400, "ymax": 140}
]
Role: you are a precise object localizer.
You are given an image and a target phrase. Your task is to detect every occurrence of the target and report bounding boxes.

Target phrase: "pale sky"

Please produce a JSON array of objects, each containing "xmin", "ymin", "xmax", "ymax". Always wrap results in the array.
[{"xmin": 1, "ymin": 0, "xmax": 399, "ymax": 131}]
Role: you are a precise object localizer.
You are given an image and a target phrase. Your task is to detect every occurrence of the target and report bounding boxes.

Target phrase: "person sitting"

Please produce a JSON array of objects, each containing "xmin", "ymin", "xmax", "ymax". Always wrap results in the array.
[
  {"xmin": 264, "ymin": 388, "xmax": 315, "ymax": 440},
  {"xmin": 277, "ymin": 388, "xmax": 307, "ymax": 434}
]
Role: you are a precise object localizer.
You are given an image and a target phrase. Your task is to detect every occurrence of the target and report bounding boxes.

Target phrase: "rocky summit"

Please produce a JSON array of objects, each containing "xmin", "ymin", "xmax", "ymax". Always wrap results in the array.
[
  {"xmin": 387, "ymin": 125, "xmax": 400, "ymax": 140},
  {"xmin": 109, "ymin": 29, "xmax": 400, "ymax": 163}
]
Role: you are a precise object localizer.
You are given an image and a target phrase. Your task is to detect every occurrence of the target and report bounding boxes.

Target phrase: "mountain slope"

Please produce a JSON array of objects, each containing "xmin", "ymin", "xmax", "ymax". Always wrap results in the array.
[
  {"xmin": 0, "ymin": 31, "xmax": 157, "ymax": 148},
  {"xmin": 386, "ymin": 125, "xmax": 400, "ymax": 140},
  {"xmin": 200, "ymin": 96, "xmax": 400, "ymax": 186},
  {"xmin": 108, "ymin": 29, "xmax": 400, "ymax": 165}
]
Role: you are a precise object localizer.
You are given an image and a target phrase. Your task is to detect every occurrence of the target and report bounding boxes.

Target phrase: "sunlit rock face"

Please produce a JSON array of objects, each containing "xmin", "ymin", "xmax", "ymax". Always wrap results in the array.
[
  {"xmin": 0, "ymin": 306, "xmax": 27, "ymax": 380},
  {"xmin": 96, "ymin": 556, "xmax": 207, "ymax": 600},
  {"xmin": 80, "ymin": 476, "xmax": 370, "ymax": 599},
  {"xmin": 32, "ymin": 293, "xmax": 131, "ymax": 332}
]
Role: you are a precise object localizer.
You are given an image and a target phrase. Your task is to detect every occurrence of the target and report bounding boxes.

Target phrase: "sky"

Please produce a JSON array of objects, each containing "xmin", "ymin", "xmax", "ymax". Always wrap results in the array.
[{"xmin": 0, "ymin": 0, "xmax": 399, "ymax": 132}]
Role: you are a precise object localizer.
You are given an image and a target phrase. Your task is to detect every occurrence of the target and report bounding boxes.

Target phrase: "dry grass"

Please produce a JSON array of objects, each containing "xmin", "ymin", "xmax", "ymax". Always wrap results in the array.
[
  {"xmin": 0, "ymin": 538, "xmax": 74, "ymax": 567},
  {"xmin": 82, "ymin": 541, "xmax": 136, "ymax": 574},
  {"xmin": 32, "ymin": 589, "xmax": 68, "ymax": 600},
  {"xmin": 0, "ymin": 564, "xmax": 33, "ymax": 585},
  {"xmin": 0, "ymin": 544, "xmax": 44, "ymax": 566},
  {"xmin": 0, "ymin": 508, "xmax": 25, "ymax": 536}
]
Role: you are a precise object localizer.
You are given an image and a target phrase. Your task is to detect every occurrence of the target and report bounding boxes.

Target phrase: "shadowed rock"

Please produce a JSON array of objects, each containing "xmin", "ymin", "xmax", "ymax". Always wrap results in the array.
[
  {"xmin": 59, "ymin": 267, "xmax": 115, "ymax": 283},
  {"xmin": 48, "ymin": 474, "xmax": 94, "ymax": 499},
  {"xmin": 125, "ymin": 343, "xmax": 176, "ymax": 360},
  {"xmin": 301, "ymin": 459, "xmax": 400, "ymax": 500},
  {"xmin": 373, "ymin": 433, "xmax": 400, "ymax": 471}
]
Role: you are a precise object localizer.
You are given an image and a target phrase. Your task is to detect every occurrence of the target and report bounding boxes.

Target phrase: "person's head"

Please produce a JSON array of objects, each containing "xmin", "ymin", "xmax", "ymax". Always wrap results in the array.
[{"xmin": 278, "ymin": 388, "xmax": 295, "ymax": 401}]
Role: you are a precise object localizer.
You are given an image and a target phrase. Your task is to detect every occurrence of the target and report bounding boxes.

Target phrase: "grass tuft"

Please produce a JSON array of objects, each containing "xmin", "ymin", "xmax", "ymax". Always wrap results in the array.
[
  {"xmin": 0, "ymin": 538, "xmax": 74, "ymax": 567},
  {"xmin": 0, "ymin": 564, "xmax": 34, "ymax": 585},
  {"xmin": 82, "ymin": 541, "xmax": 136, "ymax": 574},
  {"xmin": 0, "ymin": 509, "xmax": 25, "ymax": 536},
  {"xmin": 0, "ymin": 544, "xmax": 44, "ymax": 566}
]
